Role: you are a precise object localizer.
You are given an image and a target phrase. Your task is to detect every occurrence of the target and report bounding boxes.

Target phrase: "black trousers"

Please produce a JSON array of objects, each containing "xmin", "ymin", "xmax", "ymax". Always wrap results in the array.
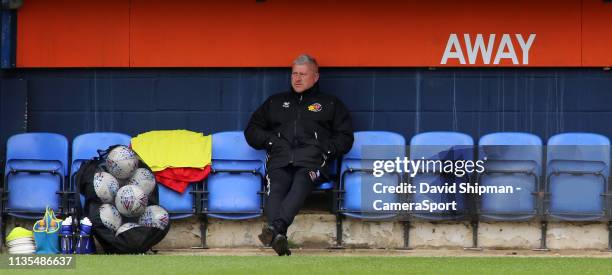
[{"xmin": 265, "ymin": 165, "xmax": 319, "ymax": 235}]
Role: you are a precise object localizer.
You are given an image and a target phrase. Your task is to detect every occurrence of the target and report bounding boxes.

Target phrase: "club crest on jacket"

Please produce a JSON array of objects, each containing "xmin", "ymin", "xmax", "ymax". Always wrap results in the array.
[{"xmin": 307, "ymin": 103, "xmax": 322, "ymax": 112}]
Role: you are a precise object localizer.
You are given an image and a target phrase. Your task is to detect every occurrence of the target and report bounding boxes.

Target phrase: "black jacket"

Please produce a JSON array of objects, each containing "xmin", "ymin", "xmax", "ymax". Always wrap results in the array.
[{"xmin": 244, "ymin": 83, "xmax": 354, "ymax": 173}]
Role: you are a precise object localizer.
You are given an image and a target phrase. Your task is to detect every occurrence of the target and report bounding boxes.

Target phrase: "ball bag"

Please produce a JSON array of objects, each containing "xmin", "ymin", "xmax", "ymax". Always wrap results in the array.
[
  {"xmin": 75, "ymin": 145, "xmax": 170, "ymax": 254},
  {"xmin": 115, "ymin": 223, "xmax": 143, "ymax": 237}
]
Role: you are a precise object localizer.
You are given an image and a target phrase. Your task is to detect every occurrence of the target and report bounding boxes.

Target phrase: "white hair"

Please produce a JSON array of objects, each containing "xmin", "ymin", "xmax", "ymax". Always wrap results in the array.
[{"xmin": 292, "ymin": 54, "xmax": 319, "ymax": 73}]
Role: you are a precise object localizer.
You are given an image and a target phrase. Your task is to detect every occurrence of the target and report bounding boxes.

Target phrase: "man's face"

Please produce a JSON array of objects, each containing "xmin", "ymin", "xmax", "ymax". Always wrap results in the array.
[{"xmin": 291, "ymin": 64, "xmax": 319, "ymax": 93}]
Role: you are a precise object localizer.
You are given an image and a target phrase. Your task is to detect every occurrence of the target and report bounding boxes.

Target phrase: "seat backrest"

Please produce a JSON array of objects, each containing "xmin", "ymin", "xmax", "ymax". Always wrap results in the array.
[
  {"xmin": 408, "ymin": 132, "xmax": 474, "ymax": 220},
  {"xmin": 71, "ymin": 132, "xmax": 132, "ymax": 174},
  {"xmin": 546, "ymin": 132, "xmax": 610, "ymax": 177},
  {"xmin": 158, "ymin": 184, "xmax": 195, "ymax": 219},
  {"xmin": 479, "ymin": 132, "xmax": 543, "ymax": 174},
  {"xmin": 5, "ymin": 133, "xmax": 68, "ymax": 217},
  {"xmin": 339, "ymin": 131, "xmax": 405, "ymax": 220},
  {"xmin": 545, "ymin": 132, "xmax": 610, "ymax": 220},
  {"xmin": 479, "ymin": 132, "xmax": 542, "ymax": 147},
  {"xmin": 410, "ymin": 131, "xmax": 473, "ymax": 160},
  {"xmin": 6, "ymin": 133, "xmax": 69, "ymax": 175},
  {"xmin": 477, "ymin": 132, "xmax": 543, "ymax": 221},
  {"xmin": 207, "ymin": 131, "xmax": 266, "ymax": 220},
  {"xmin": 212, "ymin": 131, "xmax": 265, "ymax": 161},
  {"xmin": 212, "ymin": 131, "xmax": 266, "ymax": 173},
  {"xmin": 344, "ymin": 131, "xmax": 406, "ymax": 161}
]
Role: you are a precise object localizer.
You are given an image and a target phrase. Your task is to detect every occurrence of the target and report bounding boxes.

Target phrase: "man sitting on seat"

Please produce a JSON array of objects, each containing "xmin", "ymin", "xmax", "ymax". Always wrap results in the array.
[{"xmin": 244, "ymin": 54, "xmax": 354, "ymax": 256}]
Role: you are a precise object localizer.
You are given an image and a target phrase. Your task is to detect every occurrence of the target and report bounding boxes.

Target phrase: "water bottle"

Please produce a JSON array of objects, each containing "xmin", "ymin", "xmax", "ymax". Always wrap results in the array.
[
  {"xmin": 60, "ymin": 216, "xmax": 74, "ymax": 254},
  {"xmin": 75, "ymin": 217, "xmax": 94, "ymax": 254}
]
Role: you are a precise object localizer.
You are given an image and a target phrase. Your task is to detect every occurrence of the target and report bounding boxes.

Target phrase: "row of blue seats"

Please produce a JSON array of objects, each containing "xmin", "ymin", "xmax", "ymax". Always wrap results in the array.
[
  {"xmin": 0, "ymin": 132, "xmax": 268, "ymax": 248},
  {"xmin": 0, "ymin": 132, "xmax": 266, "ymax": 218},
  {"xmin": 342, "ymin": 131, "xmax": 611, "ymax": 221},
  {"xmin": 335, "ymin": 131, "xmax": 611, "ymax": 249},
  {"xmin": 1, "ymin": 131, "xmax": 611, "ymax": 250}
]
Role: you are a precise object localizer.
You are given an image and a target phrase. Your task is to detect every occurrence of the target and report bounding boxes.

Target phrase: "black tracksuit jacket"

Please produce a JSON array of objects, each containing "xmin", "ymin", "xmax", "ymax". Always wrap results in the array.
[{"xmin": 244, "ymin": 83, "xmax": 354, "ymax": 175}]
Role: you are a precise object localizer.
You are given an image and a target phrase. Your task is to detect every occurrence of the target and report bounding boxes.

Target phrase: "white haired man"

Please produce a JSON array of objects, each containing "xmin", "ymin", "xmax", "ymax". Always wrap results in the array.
[{"xmin": 245, "ymin": 54, "xmax": 354, "ymax": 256}]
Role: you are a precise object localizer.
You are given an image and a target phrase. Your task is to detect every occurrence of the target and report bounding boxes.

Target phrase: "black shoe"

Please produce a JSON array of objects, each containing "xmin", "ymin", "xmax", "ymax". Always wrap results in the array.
[
  {"xmin": 271, "ymin": 234, "xmax": 291, "ymax": 256},
  {"xmin": 258, "ymin": 225, "xmax": 275, "ymax": 247}
]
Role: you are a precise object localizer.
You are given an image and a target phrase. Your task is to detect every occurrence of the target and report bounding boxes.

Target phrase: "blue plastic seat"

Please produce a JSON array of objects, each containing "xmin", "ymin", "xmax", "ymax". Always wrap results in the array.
[
  {"xmin": 546, "ymin": 133, "xmax": 610, "ymax": 221},
  {"xmin": 478, "ymin": 132, "xmax": 543, "ymax": 221},
  {"xmin": 71, "ymin": 132, "xmax": 132, "ymax": 175},
  {"xmin": 3, "ymin": 133, "xmax": 68, "ymax": 219},
  {"xmin": 318, "ymin": 181, "xmax": 335, "ymax": 190},
  {"xmin": 205, "ymin": 131, "xmax": 266, "ymax": 220},
  {"xmin": 159, "ymin": 184, "xmax": 198, "ymax": 220},
  {"xmin": 339, "ymin": 131, "xmax": 406, "ymax": 220},
  {"xmin": 71, "ymin": 132, "xmax": 132, "ymax": 211},
  {"xmin": 409, "ymin": 131, "xmax": 473, "ymax": 220},
  {"xmin": 317, "ymin": 159, "xmax": 338, "ymax": 190}
]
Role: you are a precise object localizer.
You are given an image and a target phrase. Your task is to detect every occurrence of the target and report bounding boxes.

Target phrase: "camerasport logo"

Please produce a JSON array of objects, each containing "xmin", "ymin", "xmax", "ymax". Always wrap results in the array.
[{"xmin": 307, "ymin": 103, "xmax": 322, "ymax": 112}]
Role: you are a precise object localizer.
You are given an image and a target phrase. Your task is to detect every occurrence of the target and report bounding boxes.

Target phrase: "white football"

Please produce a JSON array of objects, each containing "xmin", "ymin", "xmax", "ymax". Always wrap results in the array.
[
  {"xmin": 106, "ymin": 146, "xmax": 139, "ymax": 180},
  {"xmin": 93, "ymin": 171, "xmax": 119, "ymax": 203},
  {"xmin": 99, "ymin": 204, "xmax": 122, "ymax": 232},
  {"xmin": 128, "ymin": 168, "xmax": 156, "ymax": 196},
  {"xmin": 115, "ymin": 185, "xmax": 148, "ymax": 217},
  {"xmin": 138, "ymin": 205, "xmax": 170, "ymax": 230}
]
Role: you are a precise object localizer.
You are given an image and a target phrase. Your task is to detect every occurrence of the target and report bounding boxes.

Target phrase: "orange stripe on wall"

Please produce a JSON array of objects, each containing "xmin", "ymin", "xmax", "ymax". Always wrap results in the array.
[
  {"xmin": 130, "ymin": 0, "xmax": 583, "ymax": 67},
  {"xmin": 17, "ymin": 0, "xmax": 129, "ymax": 67},
  {"xmin": 15, "ymin": 0, "xmax": 612, "ymax": 68},
  {"xmin": 582, "ymin": 0, "xmax": 612, "ymax": 67}
]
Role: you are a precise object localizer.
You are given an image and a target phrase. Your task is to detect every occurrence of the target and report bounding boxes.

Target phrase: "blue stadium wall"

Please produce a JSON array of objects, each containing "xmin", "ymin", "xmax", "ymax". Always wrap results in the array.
[{"xmin": 0, "ymin": 68, "xmax": 611, "ymax": 156}]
